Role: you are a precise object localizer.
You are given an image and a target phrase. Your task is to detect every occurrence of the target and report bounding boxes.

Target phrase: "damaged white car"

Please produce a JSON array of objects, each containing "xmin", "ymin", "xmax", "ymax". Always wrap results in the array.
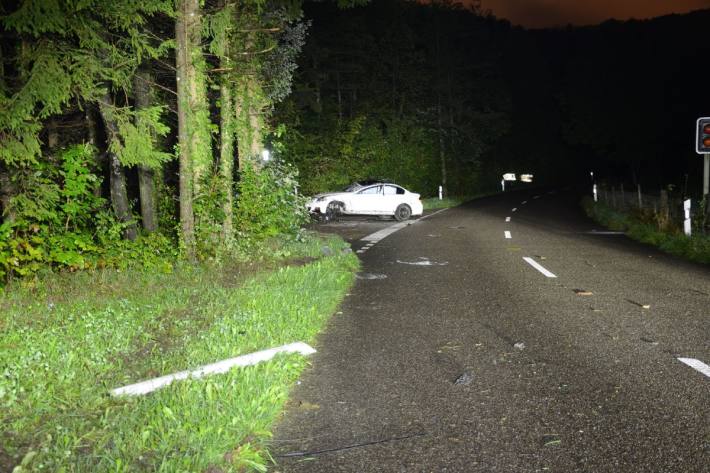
[{"xmin": 307, "ymin": 181, "xmax": 423, "ymax": 221}]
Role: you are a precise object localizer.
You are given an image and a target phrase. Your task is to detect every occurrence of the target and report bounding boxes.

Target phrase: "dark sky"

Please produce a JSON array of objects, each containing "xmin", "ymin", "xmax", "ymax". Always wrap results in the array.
[{"xmin": 479, "ymin": 0, "xmax": 710, "ymax": 28}]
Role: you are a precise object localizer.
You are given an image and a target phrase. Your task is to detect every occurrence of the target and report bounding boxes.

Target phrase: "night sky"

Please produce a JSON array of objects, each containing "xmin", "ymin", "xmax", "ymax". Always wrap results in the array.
[{"xmin": 480, "ymin": 0, "xmax": 710, "ymax": 28}]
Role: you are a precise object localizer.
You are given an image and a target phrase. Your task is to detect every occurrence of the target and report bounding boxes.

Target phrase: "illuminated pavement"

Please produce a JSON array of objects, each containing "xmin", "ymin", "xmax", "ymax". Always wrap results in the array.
[{"xmin": 273, "ymin": 190, "xmax": 709, "ymax": 472}]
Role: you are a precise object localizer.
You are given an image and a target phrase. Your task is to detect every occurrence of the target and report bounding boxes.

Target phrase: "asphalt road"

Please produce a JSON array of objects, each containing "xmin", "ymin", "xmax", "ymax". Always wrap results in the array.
[{"xmin": 272, "ymin": 189, "xmax": 709, "ymax": 472}]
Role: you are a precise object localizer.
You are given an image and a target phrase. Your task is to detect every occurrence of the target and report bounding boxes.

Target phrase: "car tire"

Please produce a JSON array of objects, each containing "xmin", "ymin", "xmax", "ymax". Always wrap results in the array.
[
  {"xmin": 325, "ymin": 201, "xmax": 343, "ymax": 222},
  {"xmin": 394, "ymin": 204, "xmax": 412, "ymax": 221}
]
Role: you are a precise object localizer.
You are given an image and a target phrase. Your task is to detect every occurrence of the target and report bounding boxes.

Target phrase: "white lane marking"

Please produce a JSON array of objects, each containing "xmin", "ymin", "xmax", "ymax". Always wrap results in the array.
[
  {"xmin": 523, "ymin": 257, "xmax": 557, "ymax": 278},
  {"xmin": 361, "ymin": 209, "xmax": 447, "ymax": 244},
  {"xmin": 419, "ymin": 208, "xmax": 448, "ymax": 221},
  {"xmin": 504, "ymin": 231, "xmax": 512, "ymax": 239},
  {"xmin": 356, "ymin": 250, "xmax": 366, "ymax": 254},
  {"xmin": 521, "ymin": 200, "xmax": 528, "ymax": 204},
  {"xmin": 512, "ymin": 208, "xmax": 518, "ymax": 212},
  {"xmin": 361, "ymin": 221, "xmax": 409, "ymax": 243},
  {"xmin": 678, "ymin": 358, "xmax": 710, "ymax": 378},
  {"xmin": 112, "ymin": 342, "xmax": 316, "ymax": 396},
  {"xmin": 533, "ymin": 195, "xmax": 541, "ymax": 199},
  {"xmin": 505, "ymin": 217, "xmax": 511, "ymax": 222}
]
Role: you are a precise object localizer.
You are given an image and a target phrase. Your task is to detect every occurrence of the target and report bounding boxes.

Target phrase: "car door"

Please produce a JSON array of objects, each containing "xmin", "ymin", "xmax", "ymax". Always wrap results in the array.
[
  {"xmin": 382, "ymin": 185, "xmax": 405, "ymax": 213},
  {"xmin": 350, "ymin": 185, "xmax": 383, "ymax": 214}
]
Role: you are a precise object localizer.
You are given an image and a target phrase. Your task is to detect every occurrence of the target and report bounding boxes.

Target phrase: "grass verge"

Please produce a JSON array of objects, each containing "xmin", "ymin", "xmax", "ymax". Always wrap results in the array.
[
  {"xmin": 0, "ymin": 234, "xmax": 359, "ymax": 472},
  {"xmin": 582, "ymin": 197, "xmax": 710, "ymax": 264}
]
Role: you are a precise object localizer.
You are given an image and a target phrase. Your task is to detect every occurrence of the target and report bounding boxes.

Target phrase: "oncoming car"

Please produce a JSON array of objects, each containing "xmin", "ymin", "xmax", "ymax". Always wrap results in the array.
[{"xmin": 307, "ymin": 181, "xmax": 423, "ymax": 221}]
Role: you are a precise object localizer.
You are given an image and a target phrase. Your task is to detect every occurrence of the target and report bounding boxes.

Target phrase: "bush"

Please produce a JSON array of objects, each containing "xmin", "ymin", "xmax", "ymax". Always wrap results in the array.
[
  {"xmin": 0, "ymin": 145, "xmax": 177, "ymax": 282},
  {"xmin": 234, "ymin": 161, "xmax": 308, "ymax": 244}
]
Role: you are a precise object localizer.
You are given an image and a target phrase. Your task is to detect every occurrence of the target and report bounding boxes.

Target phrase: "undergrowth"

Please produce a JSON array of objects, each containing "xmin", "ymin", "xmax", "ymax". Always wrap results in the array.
[{"xmin": 582, "ymin": 196, "xmax": 710, "ymax": 264}]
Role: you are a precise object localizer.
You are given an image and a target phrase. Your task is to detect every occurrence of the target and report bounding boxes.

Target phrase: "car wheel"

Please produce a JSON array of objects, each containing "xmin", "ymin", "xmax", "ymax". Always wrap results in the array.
[
  {"xmin": 394, "ymin": 204, "xmax": 412, "ymax": 221},
  {"xmin": 325, "ymin": 201, "xmax": 343, "ymax": 222}
]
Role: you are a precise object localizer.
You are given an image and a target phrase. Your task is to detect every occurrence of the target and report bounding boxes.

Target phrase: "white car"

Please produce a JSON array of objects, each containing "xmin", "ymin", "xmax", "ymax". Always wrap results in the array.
[{"xmin": 307, "ymin": 181, "xmax": 423, "ymax": 221}]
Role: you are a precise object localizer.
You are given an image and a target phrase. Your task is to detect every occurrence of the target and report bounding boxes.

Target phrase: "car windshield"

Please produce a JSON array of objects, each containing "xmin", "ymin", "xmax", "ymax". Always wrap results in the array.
[
  {"xmin": 342, "ymin": 180, "xmax": 390, "ymax": 192},
  {"xmin": 342, "ymin": 183, "xmax": 363, "ymax": 192}
]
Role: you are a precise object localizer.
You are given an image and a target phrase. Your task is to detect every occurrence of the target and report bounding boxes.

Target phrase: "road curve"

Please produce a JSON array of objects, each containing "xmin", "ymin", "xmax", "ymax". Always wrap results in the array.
[{"xmin": 272, "ymin": 190, "xmax": 709, "ymax": 472}]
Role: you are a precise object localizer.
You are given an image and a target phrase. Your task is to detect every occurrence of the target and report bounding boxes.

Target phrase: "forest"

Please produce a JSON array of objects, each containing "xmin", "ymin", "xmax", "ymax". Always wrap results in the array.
[{"xmin": 2, "ymin": 0, "xmax": 709, "ymax": 279}]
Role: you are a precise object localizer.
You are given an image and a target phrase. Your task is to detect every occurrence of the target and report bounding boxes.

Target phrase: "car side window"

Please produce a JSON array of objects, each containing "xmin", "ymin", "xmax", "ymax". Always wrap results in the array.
[
  {"xmin": 395, "ymin": 186, "xmax": 405, "ymax": 195},
  {"xmin": 358, "ymin": 186, "xmax": 381, "ymax": 195},
  {"xmin": 383, "ymin": 185, "xmax": 397, "ymax": 195}
]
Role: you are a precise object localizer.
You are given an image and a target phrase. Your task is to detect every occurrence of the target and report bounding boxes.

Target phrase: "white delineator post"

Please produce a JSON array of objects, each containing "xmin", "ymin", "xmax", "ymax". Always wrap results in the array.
[
  {"xmin": 593, "ymin": 184, "xmax": 598, "ymax": 202},
  {"xmin": 439, "ymin": 185, "xmax": 443, "ymax": 200},
  {"xmin": 501, "ymin": 179, "xmax": 505, "ymax": 192},
  {"xmin": 684, "ymin": 199, "xmax": 692, "ymax": 236}
]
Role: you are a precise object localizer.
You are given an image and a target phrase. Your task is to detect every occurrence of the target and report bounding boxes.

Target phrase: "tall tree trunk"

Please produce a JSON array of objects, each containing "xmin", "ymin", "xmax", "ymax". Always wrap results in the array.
[
  {"xmin": 175, "ymin": 0, "xmax": 201, "ymax": 259},
  {"xmin": 219, "ymin": 55, "xmax": 235, "ymax": 238},
  {"xmin": 133, "ymin": 64, "xmax": 158, "ymax": 233},
  {"xmin": 84, "ymin": 104, "xmax": 104, "ymax": 198},
  {"xmin": 97, "ymin": 93, "xmax": 138, "ymax": 241},
  {"xmin": 435, "ymin": 19, "xmax": 447, "ymax": 197},
  {"xmin": 235, "ymin": 76, "xmax": 264, "ymax": 170},
  {"xmin": 46, "ymin": 118, "xmax": 59, "ymax": 150},
  {"xmin": 0, "ymin": 163, "xmax": 16, "ymax": 223}
]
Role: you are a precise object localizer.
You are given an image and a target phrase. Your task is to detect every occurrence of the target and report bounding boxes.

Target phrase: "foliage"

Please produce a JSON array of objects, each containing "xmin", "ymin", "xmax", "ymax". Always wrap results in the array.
[
  {"xmin": 234, "ymin": 161, "xmax": 309, "ymax": 243},
  {"xmin": 0, "ymin": 145, "xmax": 177, "ymax": 281},
  {"xmin": 0, "ymin": 234, "xmax": 358, "ymax": 471},
  {"xmin": 0, "ymin": 0, "xmax": 174, "ymax": 166},
  {"xmin": 582, "ymin": 197, "xmax": 710, "ymax": 264}
]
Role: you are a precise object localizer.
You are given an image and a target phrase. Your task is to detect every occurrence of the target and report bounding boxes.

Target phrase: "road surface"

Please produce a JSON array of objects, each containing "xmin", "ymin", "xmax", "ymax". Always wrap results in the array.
[{"xmin": 272, "ymin": 190, "xmax": 709, "ymax": 472}]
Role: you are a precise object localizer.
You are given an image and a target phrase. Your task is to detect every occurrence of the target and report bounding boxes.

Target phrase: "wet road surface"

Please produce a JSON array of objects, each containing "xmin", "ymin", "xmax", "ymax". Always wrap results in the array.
[{"xmin": 273, "ymin": 190, "xmax": 709, "ymax": 472}]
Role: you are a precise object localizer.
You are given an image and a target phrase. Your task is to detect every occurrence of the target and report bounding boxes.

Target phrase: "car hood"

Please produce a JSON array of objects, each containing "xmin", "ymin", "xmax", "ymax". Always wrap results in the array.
[{"xmin": 310, "ymin": 192, "xmax": 350, "ymax": 201}]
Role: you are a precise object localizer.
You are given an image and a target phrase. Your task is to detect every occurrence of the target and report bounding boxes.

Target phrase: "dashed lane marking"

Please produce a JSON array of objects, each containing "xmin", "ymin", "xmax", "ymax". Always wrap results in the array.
[
  {"xmin": 505, "ymin": 217, "xmax": 511, "ymax": 222},
  {"xmin": 512, "ymin": 208, "xmax": 518, "ymax": 212},
  {"xmin": 522, "ymin": 257, "xmax": 557, "ymax": 278},
  {"xmin": 504, "ymin": 231, "xmax": 512, "ymax": 239},
  {"xmin": 678, "ymin": 358, "xmax": 710, "ymax": 378},
  {"xmin": 522, "ymin": 200, "xmax": 528, "ymax": 204}
]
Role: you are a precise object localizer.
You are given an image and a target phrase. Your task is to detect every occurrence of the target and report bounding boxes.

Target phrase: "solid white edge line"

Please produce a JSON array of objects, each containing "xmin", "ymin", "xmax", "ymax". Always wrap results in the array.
[
  {"xmin": 678, "ymin": 358, "xmax": 710, "ymax": 378},
  {"xmin": 361, "ymin": 208, "xmax": 448, "ymax": 243},
  {"xmin": 522, "ymin": 257, "xmax": 557, "ymax": 278},
  {"xmin": 504, "ymin": 231, "xmax": 512, "ymax": 239},
  {"xmin": 111, "ymin": 342, "xmax": 317, "ymax": 396},
  {"xmin": 418, "ymin": 208, "xmax": 448, "ymax": 221}
]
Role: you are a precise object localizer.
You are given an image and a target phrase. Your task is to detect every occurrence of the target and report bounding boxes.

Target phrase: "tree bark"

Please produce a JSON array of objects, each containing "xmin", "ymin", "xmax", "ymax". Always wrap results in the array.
[
  {"xmin": 0, "ymin": 163, "xmax": 16, "ymax": 224},
  {"xmin": 46, "ymin": 118, "xmax": 59, "ymax": 150},
  {"xmin": 175, "ymin": 0, "xmax": 198, "ymax": 259},
  {"xmin": 84, "ymin": 103, "xmax": 105, "ymax": 198},
  {"xmin": 97, "ymin": 92, "xmax": 138, "ymax": 241},
  {"xmin": 133, "ymin": 64, "xmax": 158, "ymax": 233},
  {"xmin": 219, "ymin": 56, "xmax": 235, "ymax": 238}
]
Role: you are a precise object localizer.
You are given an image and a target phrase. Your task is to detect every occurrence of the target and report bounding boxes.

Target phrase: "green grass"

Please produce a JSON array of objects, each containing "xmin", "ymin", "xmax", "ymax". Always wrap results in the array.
[
  {"xmin": 0, "ymin": 234, "xmax": 359, "ymax": 472},
  {"xmin": 582, "ymin": 197, "xmax": 710, "ymax": 264},
  {"xmin": 421, "ymin": 191, "xmax": 502, "ymax": 211}
]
